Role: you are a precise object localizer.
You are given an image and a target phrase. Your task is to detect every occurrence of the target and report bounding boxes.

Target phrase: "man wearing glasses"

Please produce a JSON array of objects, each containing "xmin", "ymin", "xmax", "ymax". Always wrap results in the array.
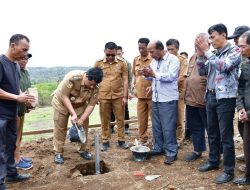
[{"xmin": 94, "ymin": 42, "xmax": 129, "ymax": 151}]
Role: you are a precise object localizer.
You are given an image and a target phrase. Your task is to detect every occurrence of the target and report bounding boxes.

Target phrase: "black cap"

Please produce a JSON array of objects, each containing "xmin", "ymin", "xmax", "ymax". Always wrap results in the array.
[
  {"xmin": 228, "ymin": 25, "xmax": 250, "ymax": 39},
  {"xmin": 27, "ymin": 53, "xmax": 32, "ymax": 59}
]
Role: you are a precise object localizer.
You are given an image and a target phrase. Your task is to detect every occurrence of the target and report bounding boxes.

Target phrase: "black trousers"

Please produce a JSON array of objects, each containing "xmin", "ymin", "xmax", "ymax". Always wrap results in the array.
[
  {"xmin": 0, "ymin": 119, "xmax": 18, "ymax": 189},
  {"xmin": 110, "ymin": 104, "xmax": 129, "ymax": 129},
  {"xmin": 244, "ymin": 121, "xmax": 250, "ymax": 179}
]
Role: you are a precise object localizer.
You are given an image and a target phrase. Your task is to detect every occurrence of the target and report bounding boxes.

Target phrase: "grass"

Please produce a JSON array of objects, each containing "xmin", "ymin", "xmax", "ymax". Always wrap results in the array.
[{"xmin": 22, "ymin": 99, "xmax": 138, "ymax": 142}]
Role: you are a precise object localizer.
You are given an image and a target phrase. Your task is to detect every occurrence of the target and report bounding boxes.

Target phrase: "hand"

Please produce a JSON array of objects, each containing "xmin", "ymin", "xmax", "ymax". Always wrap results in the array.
[
  {"xmin": 195, "ymin": 36, "xmax": 209, "ymax": 53},
  {"xmin": 128, "ymin": 93, "xmax": 133, "ymax": 100},
  {"xmin": 71, "ymin": 113, "xmax": 78, "ymax": 124},
  {"xmin": 122, "ymin": 97, "xmax": 128, "ymax": 106},
  {"xmin": 77, "ymin": 118, "xmax": 84, "ymax": 126},
  {"xmin": 238, "ymin": 109, "xmax": 248, "ymax": 122},
  {"xmin": 17, "ymin": 92, "xmax": 35, "ymax": 104},
  {"xmin": 146, "ymin": 86, "xmax": 152, "ymax": 97},
  {"xmin": 140, "ymin": 67, "xmax": 155, "ymax": 77},
  {"xmin": 195, "ymin": 46, "xmax": 205, "ymax": 57}
]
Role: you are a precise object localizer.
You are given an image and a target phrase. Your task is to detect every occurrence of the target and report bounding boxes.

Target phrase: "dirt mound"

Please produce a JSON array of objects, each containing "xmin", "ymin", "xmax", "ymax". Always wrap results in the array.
[{"xmin": 6, "ymin": 125, "xmax": 248, "ymax": 190}]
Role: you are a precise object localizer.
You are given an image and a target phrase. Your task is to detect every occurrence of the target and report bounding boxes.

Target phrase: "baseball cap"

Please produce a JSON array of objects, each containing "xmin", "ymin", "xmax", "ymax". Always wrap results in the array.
[{"xmin": 228, "ymin": 25, "xmax": 250, "ymax": 39}]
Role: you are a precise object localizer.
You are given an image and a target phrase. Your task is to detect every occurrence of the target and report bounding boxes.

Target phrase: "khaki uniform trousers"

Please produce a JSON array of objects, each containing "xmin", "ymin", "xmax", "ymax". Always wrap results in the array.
[
  {"xmin": 99, "ymin": 98, "xmax": 125, "ymax": 143},
  {"xmin": 176, "ymin": 99, "xmax": 185, "ymax": 142},
  {"xmin": 53, "ymin": 108, "xmax": 89, "ymax": 153},
  {"xmin": 15, "ymin": 115, "xmax": 25, "ymax": 162},
  {"xmin": 137, "ymin": 98, "xmax": 152, "ymax": 142}
]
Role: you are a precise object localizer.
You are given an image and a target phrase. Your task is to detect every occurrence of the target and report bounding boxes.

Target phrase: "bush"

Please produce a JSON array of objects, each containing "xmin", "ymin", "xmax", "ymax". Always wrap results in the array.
[{"xmin": 33, "ymin": 82, "xmax": 58, "ymax": 106}]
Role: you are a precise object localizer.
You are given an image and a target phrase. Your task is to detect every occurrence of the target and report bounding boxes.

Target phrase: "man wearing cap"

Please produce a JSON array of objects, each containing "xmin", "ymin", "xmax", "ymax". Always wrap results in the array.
[
  {"xmin": 51, "ymin": 67, "xmax": 103, "ymax": 164},
  {"xmin": 0, "ymin": 34, "xmax": 35, "ymax": 189},
  {"xmin": 14, "ymin": 53, "xmax": 34, "ymax": 170},
  {"xmin": 94, "ymin": 42, "xmax": 129, "ymax": 151},
  {"xmin": 228, "ymin": 25, "xmax": 250, "ymax": 167}
]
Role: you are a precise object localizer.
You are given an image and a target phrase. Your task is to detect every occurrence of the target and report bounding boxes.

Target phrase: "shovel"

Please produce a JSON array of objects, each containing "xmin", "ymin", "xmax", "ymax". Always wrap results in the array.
[{"xmin": 74, "ymin": 123, "xmax": 86, "ymax": 143}]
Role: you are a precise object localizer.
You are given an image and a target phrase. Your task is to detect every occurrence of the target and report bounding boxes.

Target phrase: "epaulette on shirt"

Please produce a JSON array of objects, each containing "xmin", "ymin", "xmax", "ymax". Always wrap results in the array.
[
  {"xmin": 117, "ymin": 56, "xmax": 126, "ymax": 62},
  {"xmin": 71, "ymin": 75, "xmax": 82, "ymax": 81},
  {"xmin": 96, "ymin": 58, "xmax": 104, "ymax": 62}
]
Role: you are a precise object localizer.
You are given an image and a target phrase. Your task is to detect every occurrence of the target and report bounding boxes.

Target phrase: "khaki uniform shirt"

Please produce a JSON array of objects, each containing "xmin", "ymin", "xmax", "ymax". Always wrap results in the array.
[
  {"xmin": 177, "ymin": 54, "xmax": 189, "ymax": 99},
  {"xmin": 52, "ymin": 70, "xmax": 99, "ymax": 115},
  {"xmin": 132, "ymin": 54, "xmax": 152, "ymax": 99},
  {"xmin": 94, "ymin": 57, "xmax": 128, "ymax": 99}
]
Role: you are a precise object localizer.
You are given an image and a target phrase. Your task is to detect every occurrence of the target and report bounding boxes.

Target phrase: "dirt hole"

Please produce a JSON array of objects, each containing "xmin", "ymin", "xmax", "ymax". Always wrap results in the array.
[{"xmin": 70, "ymin": 160, "xmax": 110, "ymax": 176}]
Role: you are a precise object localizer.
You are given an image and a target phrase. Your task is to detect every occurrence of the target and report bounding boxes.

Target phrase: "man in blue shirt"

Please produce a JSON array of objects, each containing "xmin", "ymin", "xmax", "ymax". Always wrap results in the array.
[
  {"xmin": 140, "ymin": 40, "xmax": 180, "ymax": 165},
  {"xmin": 0, "ymin": 34, "xmax": 35, "ymax": 190}
]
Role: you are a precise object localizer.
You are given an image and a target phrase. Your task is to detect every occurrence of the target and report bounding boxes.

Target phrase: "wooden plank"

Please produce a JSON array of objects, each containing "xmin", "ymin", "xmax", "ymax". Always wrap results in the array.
[{"xmin": 23, "ymin": 119, "xmax": 138, "ymax": 136}]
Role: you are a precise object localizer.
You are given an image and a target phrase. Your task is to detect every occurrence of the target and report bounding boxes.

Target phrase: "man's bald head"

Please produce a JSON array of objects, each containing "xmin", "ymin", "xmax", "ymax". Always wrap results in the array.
[{"xmin": 147, "ymin": 40, "xmax": 165, "ymax": 60}]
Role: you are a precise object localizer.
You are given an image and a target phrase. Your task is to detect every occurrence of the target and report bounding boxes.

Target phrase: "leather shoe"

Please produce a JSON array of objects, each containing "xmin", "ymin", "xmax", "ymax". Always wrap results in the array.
[
  {"xmin": 184, "ymin": 152, "xmax": 202, "ymax": 162},
  {"xmin": 214, "ymin": 172, "xmax": 234, "ymax": 184},
  {"xmin": 5, "ymin": 173, "xmax": 30, "ymax": 183},
  {"xmin": 164, "ymin": 155, "xmax": 177, "ymax": 165},
  {"xmin": 80, "ymin": 151, "xmax": 93, "ymax": 160},
  {"xmin": 233, "ymin": 177, "xmax": 250, "ymax": 185},
  {"xmin": 54, "ymin": 153, "xmax": 64, "ymax": 164},
  {"xmin": 148, "ymin": 150, "xmax": 163, "ymax": 156},
  {"xmin": 118, "ymin": 141, "xmax": 129, "ymax": 149},
  {"xmin": 101, "ymin": 142, "xmax": 110, "ymax": 151},
  {"xmin": 198, "ymin": 162, "xmax": 219, "ymax": 172}
]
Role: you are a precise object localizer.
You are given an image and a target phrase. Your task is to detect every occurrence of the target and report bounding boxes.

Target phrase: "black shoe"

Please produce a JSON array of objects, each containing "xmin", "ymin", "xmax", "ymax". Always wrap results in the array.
[
  {"xmin": 54, "ymin": 153, "xmax": 64, "ymax": 164},
  {"xmin": 233, "ymin": 177, "xmax": 250, "ymax": 185},
  {"xmin": 80, "ymin": 151, "xmax": 93, "ymax": 160},
  {"xmin": 101, "ymin": 142, "xmax": 110, "ymax": 151},
  {"xmin": 118, "ymin": 141, "xmax": 129, "ymax": 149},
  {"xmin": 198, "ymin": 162, "xmax": 219, "ymax": 172},
  {"xmin": 215, "ymin": 172, "xmax": 234, "ymax": 184},
  {"xmin": 5, "ymin": 173, "xmax": 30, "ymax": 183},
  {"xmin": 164, "ymin": 155, "xmax": 177, "ymax": 165},
  {"xmin": 184, "ymin": 152, "xmax": 202, "ymax": 162},
  {"xmin": 148, "ymin": 150, "xmax": 163, "ymax": 156},
  {"xmin": 125, "ymin": 128, "xmax": 129, "ymax": 135}
]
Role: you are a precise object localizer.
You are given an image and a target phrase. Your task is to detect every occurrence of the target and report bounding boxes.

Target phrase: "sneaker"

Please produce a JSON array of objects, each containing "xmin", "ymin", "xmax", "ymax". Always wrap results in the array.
[
  {"xmin": 80, "ymin": 151, "xmax": 93, "ymax": 160},
  {"xmin": 164, "ymin": 155, "xmax": 177, "ymax": 165},
  {"xmin": 21, "ymin": 157, "xmax": 33, "ymax": 164},
  {"xmin": 118, "ymin": 141, "xmax": 129, "ymax": 149},
  {"xmin": 5, "ymin": 173, "xmax": 30, "ymax": 183},
  {"xmin": 16, "ymin": 159, "xmax": 33, "ymax": 170},
  {"xmin": 184, "ymin": 152, "xmax": 202, "ymax": 162},
  {"xmin": 54, "ymin": 153, "xmax": 64, "ymax": 164},
  {"xmin": 101, "ymin": 142, "xmax": 110, "ymax": 151}
]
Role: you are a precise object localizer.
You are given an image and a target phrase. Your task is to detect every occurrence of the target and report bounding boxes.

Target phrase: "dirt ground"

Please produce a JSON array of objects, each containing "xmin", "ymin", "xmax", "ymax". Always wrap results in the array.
[{"xmin": 6, "ymin": 123, "xmax": 250, "ymax": 190}]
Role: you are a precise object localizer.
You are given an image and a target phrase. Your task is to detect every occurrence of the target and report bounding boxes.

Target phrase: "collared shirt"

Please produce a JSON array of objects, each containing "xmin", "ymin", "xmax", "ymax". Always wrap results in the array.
[
  {"xmin": 146, "ymin": 52, "xmax": 180, "ymax": 102},
  {"xmin": 52, "ymin": 70, "xmax": 99, "ymax": 115},
  {"xmin": 94, "ymin": 57, "xmax": 128, "ymax": 99},
  {"xmin": 132, "ymin": 54, "xmax": 152, "ymax": 99}
]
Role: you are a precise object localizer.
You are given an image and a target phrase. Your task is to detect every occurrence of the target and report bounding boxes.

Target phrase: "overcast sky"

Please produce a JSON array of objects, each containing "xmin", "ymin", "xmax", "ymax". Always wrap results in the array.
[{"xmin": 0, "ymin": 0, "xmax": 249, "ymax": 67}]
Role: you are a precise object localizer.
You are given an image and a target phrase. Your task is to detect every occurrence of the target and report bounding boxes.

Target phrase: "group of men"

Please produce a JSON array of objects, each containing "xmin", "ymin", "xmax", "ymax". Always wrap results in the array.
[{"xmin": 1, "ymin": 22, "xmax": 250, "ymax": 189}]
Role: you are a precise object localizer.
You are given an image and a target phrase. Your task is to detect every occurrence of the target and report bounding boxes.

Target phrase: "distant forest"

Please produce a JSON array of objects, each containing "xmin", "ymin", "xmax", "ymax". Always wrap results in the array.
[{"xmin": 28, "ymin": 66, "xmax": 90, "ymax": 84}]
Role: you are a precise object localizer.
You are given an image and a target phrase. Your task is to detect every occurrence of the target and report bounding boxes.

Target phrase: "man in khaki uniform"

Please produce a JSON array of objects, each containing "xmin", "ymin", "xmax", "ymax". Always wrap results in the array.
[
  {"xmin": 52, "ymin": 67, "xmax": 103, "ymax": 164},
  {"xmin": 94, "ymin": 42, "xmax": 129, "ymax": 151},
  {"xmin": 132, "ymin": 38, "xmax": 152, "ymax": 145},
  {"xmin": 166, "ymin": 39, "xmax": 188, "ymax": 145}
]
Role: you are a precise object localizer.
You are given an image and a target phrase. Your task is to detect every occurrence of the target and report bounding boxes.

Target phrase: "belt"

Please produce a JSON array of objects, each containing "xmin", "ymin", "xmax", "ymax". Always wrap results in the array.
[{"xmin": 207, "ymin": 89, "xmax": 216, "ymax": 95}]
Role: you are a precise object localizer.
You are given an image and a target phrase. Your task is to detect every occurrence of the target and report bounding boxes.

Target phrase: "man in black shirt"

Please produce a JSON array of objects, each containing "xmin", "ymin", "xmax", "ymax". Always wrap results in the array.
[{"xmin": 0, "ymin": 34, "xmax": 35, "ymax": 190}]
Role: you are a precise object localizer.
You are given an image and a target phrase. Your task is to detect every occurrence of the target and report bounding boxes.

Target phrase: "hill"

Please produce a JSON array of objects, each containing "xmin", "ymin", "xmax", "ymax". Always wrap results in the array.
[{"xmin": 28, "ymin": 66, "xmax": 90, "ymax": 84}]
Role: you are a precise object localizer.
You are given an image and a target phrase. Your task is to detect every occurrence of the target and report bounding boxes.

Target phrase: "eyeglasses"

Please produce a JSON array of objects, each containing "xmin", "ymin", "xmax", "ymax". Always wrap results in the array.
[{"xmin": 106, "ymin": 54, "xmax": 116, "ymax": 57}]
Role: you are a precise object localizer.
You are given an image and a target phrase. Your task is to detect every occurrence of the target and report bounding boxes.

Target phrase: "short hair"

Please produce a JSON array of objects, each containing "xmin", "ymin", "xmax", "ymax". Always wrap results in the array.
[
  {"xmin": 166, "ymin": 39, "xmax": 180, "ymax": 49},
  {"xmin": 155, "ymin": 41, "xmax": 164, "ymax": 50},
  {"xmin": 9, "ymin": 34, "xmax": 30, "ymax": 46},
  {"xmin": 104, "ymin": 42, "xmax": 117, "ymax": 50},
  {"xmin": 138, "ymin": 38, "xmax": 150, "ymax": 46},
  {"xmin": 180, "ymin": 52, "xmax": 188, "ymax": 58},
  {"xmin": 240, "ymin": 31, "xmax": 250, "ymax": 45},
  {"xmin": 87, "ymin": 67, "xmax": 103, "ymax": 84},
  {"xmin": 116, "ymin": 46, "xmax": 123, "ymax": 51},
  {"xmin": 208, "ymin": 23, "xmax": 228, "ymax": 38}
]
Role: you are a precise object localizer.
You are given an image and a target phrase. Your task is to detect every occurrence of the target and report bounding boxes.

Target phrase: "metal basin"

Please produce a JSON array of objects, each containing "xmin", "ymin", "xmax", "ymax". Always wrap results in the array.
[{"xmin": 130, "ymin": 146, "xmax": 150, "ymax": 162}]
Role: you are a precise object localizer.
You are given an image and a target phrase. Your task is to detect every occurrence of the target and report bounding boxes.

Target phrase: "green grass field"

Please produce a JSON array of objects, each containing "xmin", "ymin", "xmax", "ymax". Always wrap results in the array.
[{"xmin": 22, "ymin": 99, "xmax": 138, "ymax": 142}]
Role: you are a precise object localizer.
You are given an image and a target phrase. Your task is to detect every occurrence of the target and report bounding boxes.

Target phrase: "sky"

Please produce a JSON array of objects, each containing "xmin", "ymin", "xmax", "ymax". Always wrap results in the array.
[{"xmin": 0, "ymin": 0, "xmax": 249, "ymax": 67}]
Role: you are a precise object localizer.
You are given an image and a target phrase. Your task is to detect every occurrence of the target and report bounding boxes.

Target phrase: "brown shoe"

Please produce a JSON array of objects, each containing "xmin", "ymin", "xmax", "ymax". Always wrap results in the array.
[{"xmin": 238, "ymin": 164, "xmax": 246, "ymax": 173}]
